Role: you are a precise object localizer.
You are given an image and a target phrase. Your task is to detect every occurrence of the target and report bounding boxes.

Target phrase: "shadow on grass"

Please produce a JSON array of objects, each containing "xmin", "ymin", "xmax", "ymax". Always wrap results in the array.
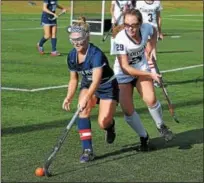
[
  {"xmin": 2, "ymin": 98, "xmax": 203, "ymax": 136},
  {"xmin": 157, "ymin": 50, "xmax": 193, "ymax": 54},
  {"xmin": 165, "ymin": 77, "xmax": 203, "ymax": 86},
  {"xmin": 163, "ymin": 29, "xmax": 203, "ymax": 35},
  {"xmin": 52, "ymin": 128, "xmax": 203, "ymax": 176}
]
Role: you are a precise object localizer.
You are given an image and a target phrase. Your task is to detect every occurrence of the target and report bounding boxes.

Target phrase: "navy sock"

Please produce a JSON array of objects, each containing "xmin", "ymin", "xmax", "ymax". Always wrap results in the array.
[
  {"xmin": 51, "ymin": 38, "xmax": 57, "ymax": 52},
  {"xmin": 78, "ymin": 118, "xmax": 92, "ymax": 151},
  {"xmin": 39, "ymin": 37, "xmax": 48, "ymax": 47}
]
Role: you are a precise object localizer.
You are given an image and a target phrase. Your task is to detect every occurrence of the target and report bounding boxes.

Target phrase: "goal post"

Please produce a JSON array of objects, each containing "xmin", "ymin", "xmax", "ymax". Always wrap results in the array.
[{"xmin": 70, "ymin": 0, "xmax": 106, "ymax": 35}]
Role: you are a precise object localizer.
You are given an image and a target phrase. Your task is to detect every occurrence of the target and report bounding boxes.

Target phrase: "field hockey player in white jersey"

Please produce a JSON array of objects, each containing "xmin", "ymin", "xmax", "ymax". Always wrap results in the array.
[
  {"xmin": 110, "ymin": 0, "xmax": 132, "ymax": 54},
  {"xmin": 113, "ymin": 9, "xmax": 174, "ymax": 144},
  {"xmin": 135, "ymin": 0, "xmax": 163, "ymax": 87},
  {"xmin": 135, "ymin": 0, "xmax": 163, "ymax": 40}
]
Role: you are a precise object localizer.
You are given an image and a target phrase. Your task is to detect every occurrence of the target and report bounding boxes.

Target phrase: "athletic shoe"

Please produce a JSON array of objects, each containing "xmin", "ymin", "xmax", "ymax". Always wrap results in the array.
[
  {"xmin": 158, "ymin": 124, "xmax": 174, "ymax": 141},
  {"xmin": 37, "ymin": 43, "xmax": 44, "ymax": 55},
  {"xmin": 138, "ymin": 133, "xmax": 150, "ymax": 152},
  {"xmin": 80, "ymin": 149, "xmax": 95, "ymax": 163},
  {"xmin": 105, "ymin": 120, "xmax": 116, "ymax": 144},
  {"xmin": 50, "ymin": 51, "xmax": 61, "ymax": 56}
]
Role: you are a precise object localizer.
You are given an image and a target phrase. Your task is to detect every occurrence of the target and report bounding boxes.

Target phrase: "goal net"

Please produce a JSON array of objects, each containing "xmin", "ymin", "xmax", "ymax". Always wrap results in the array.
[{"xmin": 70, "ymin": 0, "xmax": 106, "ymax": 35}]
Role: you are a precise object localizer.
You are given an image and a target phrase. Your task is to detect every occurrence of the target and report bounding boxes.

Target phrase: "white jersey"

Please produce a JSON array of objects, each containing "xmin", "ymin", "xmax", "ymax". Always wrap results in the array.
[
  {"xmin": 135, "ymin": 0, "xmax": 162, "ymax": 28},
  {"xmin": 112, "ymin": 23, "xmax": 153, "ymax": 83},
  {"xmin": 111, "ymin": 0, "xmax": 132, "ymax": 25}
]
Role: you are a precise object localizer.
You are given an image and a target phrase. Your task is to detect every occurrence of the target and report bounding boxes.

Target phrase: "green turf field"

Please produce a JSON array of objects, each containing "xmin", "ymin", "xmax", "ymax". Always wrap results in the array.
[{"xmin": 1, "ymin": 1, "xmax": 203, "ymax": 182}]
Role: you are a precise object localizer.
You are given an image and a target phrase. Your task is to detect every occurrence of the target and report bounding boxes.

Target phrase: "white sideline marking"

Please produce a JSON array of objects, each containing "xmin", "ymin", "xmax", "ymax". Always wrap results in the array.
[
  {"xmin": 170, "ymin": 36, "xmax": 181, "ymax": 38},
  {"xmin": 1, "ymin": 87, "xmax": 30, "ymax": 92},
  {"xmin": 1, "ymin": 85, "xmax": 68, "ymax": 92},
  {"xmin": 1, "ymin": 64, "xmax": 203, "ymax": 92},
  {"xmin": 161, "ymin": 64, "xmax": 203, "ymax": 73},
  {"xmin": 2, "ymin": 15, "xmax": 203, "ymax": 31},
  {"xmin": 2, "ymin": 26, "xmax": 67, "ymax": 31}
]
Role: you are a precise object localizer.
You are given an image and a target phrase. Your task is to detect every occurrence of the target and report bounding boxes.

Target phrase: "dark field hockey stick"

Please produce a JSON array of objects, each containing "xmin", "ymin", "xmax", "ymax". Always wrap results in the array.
[
  {"xmin": 48, "ymin": 11, "xmax": 65, "ymax": 21},
  {"xmin": 152, "ymin": 57, "xmax": 180, "ymax": 123},
  {"xmin": 43, "ymin": 108, "xmax": 81, "ymax": 177},
  {"xmin": 102, "ymin": 13, "xmax": 123, "ymax": 42}
]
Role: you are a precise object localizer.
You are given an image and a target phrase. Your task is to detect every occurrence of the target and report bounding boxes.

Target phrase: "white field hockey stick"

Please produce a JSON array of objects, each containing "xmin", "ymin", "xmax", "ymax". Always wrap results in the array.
[
  {"xmin": 152, "ymin": 57, "xmax": 180, "ymax": 123},
  {"xmin": 48, "ymin": 11, "xmax": 66, "ymax": 21},
  {"xmin": 43, "ymin": 108, "xmax": 81, "ymax": 177}
]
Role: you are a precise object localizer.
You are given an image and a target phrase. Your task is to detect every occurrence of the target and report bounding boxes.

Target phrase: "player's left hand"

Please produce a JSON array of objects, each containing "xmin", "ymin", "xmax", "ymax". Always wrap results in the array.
[
  {"xmin": 158, "ymin": 33, "xmax": 164, "ymax": 40},
  {"xmin": 62, "ymin": 8, "xmax": 67, "ymax": 13}
]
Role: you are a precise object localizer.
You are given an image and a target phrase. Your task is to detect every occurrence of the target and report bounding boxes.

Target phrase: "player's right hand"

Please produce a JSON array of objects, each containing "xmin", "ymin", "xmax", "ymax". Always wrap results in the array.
[
  {"xmin": 150, "ymin": 73, "xmax": 161, "ymax": 83},
  {"xmin": 62, "ymin": 97, "xmax": 71, "ymax": 111},
  {"xmin": 53, "ymin": 13, "xmax": 58, "ymax": 19},
  {"xmin": 62, "ymin": 8, "xmax": 67, "ymax": 13}
]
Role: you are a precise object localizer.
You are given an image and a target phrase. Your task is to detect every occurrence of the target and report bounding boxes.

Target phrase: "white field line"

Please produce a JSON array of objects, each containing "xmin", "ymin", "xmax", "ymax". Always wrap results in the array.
[
  {"xmin": 1, "ymin": 64, "xmax": 203, "ymax": 92},
  {"xmin": 160, "ymin": 64, "xmax": 203, "ymax": 73},
  {"xmin": 2, "ymin": 26, "xmax": 67, "ymax": 31},
  {"xmin": 2, "ymin": 15, "xmax": 203, "ymax": 31},
  {"xmin": 1, "ymin": 85, "xmax": 68, "ymax": 92}
]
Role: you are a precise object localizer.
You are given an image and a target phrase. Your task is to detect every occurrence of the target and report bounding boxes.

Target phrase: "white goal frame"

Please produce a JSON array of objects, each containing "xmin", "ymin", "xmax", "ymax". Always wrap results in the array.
[{"xmin": 70, "ymin": 0, "xmax": 105, "ymax": 35}]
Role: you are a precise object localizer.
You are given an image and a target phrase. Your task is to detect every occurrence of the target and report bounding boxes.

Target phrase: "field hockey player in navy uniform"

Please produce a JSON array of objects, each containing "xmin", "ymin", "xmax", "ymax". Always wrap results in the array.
[
  {"xmin": 37, "ymin": 0, "xmax": 66, "ymax": 56},
  {"xmin": 62, "ymin": 17, "xmax": 119, "ymax": 163}
]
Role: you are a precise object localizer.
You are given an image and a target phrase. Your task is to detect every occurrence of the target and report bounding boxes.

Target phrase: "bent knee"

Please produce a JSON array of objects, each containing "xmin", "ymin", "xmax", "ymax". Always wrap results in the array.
[
  {"xmin": 44, "ymin": 35, "xmax": 51, "ymax": 39},
  {"xmin": 143, "ymin": 98, "xmax": 157, "ymax": 107},
  {"xmin": 79, "ymin": 107, "xmax": 91, "ymax": 118},
  {"xmin": 98, "ymin": 116, "xmax": 112, "ymax": 129}
]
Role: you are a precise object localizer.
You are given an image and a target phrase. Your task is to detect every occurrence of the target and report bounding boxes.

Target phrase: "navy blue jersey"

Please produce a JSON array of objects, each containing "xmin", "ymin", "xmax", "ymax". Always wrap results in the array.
[
  {"xmin": 41, "ymin": 0, "xmax": 57, "ymax": 22},
  {"xmin": 67, "ymin": 43, "xmax": 115, "ymax": 86}
]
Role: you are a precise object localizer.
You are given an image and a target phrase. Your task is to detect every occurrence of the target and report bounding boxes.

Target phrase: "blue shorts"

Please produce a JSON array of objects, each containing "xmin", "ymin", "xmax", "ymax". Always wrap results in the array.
[
  {"xmin": 80, "ymin": 78, "xmax": 119, "ymax": 102},
  {"xmin": 41, "ymin": 14, "xmax": 57, "ymax": 26}
]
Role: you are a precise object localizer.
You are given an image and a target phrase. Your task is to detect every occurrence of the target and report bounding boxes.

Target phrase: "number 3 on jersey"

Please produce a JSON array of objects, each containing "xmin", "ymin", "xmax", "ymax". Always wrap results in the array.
[
  {"xmin": 116, "ymin": 44, "xmax": 124, "ymax": 51},
  {"xmin": 148, "ymin": 13, "xmax": 153, "ymax": 22}
]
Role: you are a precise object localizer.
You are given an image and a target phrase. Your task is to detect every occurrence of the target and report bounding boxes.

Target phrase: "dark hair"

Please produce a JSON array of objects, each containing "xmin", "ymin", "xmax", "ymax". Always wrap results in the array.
[{"xmin": 124, "ymin": 9, "xmax": 143, "ymax": 24}]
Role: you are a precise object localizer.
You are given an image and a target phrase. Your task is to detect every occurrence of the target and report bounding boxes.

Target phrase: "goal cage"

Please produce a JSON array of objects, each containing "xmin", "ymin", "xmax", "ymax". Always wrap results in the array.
[{"xmin": 70, "ymin": 0, "xmax": 106, "ymax": 35}]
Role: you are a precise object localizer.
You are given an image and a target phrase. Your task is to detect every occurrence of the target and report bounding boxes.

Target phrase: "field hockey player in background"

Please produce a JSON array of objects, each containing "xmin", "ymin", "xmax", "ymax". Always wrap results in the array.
[
  {"xmin": 110, "ymin": 0, "xmax": 132, "ymax": 54},
  {"xmin": 135, "ymin": 0, "xmax": 163, "ymax": 87},
  {"xmin": 37, "ymin": 0, "xmax": 66, "ymax": 56}
]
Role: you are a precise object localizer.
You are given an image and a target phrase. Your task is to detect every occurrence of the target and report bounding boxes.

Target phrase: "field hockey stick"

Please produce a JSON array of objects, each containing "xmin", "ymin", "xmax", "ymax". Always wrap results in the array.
[
  {"xmin": 102, "ymin": 0, "xmax": 130, "ymax": 42},
  {"xmin": 43, "ymin": 108, "xmax": 81, "ymax": 177},
  {"xmin": 48, "ymin": 11, "xmax": 66, "ymax": 21},
  {"xmin": 102, "ymin": 13, "xmax": 123, "ymax": 42},
  {"xmin": 152, "ymin": 57, "xmax": 180, "ymax": 123}
]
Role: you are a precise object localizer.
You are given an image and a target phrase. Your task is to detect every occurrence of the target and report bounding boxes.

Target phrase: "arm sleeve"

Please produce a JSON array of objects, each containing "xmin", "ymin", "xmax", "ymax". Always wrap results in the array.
[
  {"xmin": 112, "ymin": 34, "xmax": 127, "ymax": 55},
  {"xmin": 67, "ymin": 54, "xmax": 77, "ymax": 72},
  {"xmin": 157, "ymin": 1, "xmax": 163, "ymax": 11},
  {"xmin": 92, "ymin": 51, "xmax": 106, "ymax": 69}
]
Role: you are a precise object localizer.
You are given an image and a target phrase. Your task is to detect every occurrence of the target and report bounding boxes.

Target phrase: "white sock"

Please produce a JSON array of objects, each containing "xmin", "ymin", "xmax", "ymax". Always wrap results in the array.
[
  {"xmin": 148, "ymin": 101, "xmax": 164, "ymax": 128},
  {"xmin": 124, "ymin": 111, "xmax": 147, "ymax": 137}
]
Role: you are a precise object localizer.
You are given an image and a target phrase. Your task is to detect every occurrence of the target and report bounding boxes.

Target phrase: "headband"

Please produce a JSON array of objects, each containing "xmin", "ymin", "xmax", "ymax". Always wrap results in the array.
[{"xmin": 67, "ymin": 25, "xmax": 89, "ymax": 34}]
